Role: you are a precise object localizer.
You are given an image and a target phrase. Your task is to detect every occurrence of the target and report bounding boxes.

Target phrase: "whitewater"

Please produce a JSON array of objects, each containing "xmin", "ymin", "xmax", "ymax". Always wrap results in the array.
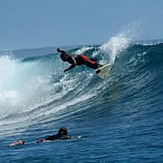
[{"xmin": 0, "ymin": 32, "xmax": 163, "ymax": 162}]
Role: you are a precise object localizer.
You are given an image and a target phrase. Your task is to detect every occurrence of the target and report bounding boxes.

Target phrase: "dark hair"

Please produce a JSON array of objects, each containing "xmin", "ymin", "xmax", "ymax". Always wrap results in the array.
[{"xmin": 58, "ymin": 127, "xmax": 68, "ymax": 136}]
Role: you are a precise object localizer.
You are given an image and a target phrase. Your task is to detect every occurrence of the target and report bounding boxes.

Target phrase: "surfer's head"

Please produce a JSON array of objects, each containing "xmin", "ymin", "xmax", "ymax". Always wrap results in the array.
[{"xmin": 58, "ymin": 127, "xmax": 68, "ymax": 136}]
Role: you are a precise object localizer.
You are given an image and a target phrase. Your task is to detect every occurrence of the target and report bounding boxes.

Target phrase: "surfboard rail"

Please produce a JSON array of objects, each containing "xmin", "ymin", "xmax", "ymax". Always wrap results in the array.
[{"xmin": 96, "ymin": 64, "xmax": 112, "ymax": 79}]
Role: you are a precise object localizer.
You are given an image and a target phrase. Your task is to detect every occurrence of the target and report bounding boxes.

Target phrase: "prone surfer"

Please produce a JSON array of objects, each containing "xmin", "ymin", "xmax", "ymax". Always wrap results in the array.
[
  {"xmin": 10, "ymin": 128, "xmax": 71, "ymax": 146},
  {"xmin": 36, "ymin": 127, "xmax": 71, "ymax": 143},
  {"xmin": 57, "ymin": 48, "xmax": 102, "ymax": 72}
]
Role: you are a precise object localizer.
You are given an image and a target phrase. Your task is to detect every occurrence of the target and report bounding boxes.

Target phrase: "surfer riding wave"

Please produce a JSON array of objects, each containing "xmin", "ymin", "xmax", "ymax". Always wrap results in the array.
[{"xmin": 57, "ymin": 48, "xmax": 102, "ymax": 72}]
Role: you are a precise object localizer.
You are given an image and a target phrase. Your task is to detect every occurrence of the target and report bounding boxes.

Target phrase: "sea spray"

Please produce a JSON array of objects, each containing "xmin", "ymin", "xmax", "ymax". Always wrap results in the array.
[
  {"xmin": 100, "ymin": 24, "xmax": 139, "ymax": 64},
  {"xmin": 100, "ymin": 33, "xmax": 130, "ymax": 64},
  {"xmin": 0, "ymin": 55, "xmax": 53, "ymax": 118}
]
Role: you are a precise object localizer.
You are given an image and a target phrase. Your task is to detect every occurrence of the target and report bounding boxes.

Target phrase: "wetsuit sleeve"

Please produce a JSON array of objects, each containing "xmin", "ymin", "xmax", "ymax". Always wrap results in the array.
[
  {"xmin": 64, "ymin": 64, "xmax": 76, "ymax": 72},
  {"xmin": 57, "ymin": 48, "xmax": 67, "ymax": 54},
  {"xmin": 64, "ymin": 56, "xmax": 77, "ymax": 72},
  {"xmin": 45, "ymin": 135, "xmax": 59, "ymax": 141}
]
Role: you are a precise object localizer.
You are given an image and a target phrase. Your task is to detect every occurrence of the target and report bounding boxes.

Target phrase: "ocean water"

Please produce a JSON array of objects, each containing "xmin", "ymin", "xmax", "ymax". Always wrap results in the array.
[{"xmin": 0, "ymin": 35, "xmax": 163, "ymax": 162}]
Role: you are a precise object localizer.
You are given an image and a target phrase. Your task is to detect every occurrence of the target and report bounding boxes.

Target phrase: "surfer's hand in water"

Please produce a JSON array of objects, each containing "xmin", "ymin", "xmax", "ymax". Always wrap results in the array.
[{"xmin": 64, "ymin": 69, "xmax": 68, "ymax": 72}]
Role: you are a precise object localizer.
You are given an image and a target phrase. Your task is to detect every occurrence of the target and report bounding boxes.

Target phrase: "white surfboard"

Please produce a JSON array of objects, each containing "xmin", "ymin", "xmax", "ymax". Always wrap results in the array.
[{"xmin": 96, "ymin": 64, "xmax": 112, "ymax": 79}]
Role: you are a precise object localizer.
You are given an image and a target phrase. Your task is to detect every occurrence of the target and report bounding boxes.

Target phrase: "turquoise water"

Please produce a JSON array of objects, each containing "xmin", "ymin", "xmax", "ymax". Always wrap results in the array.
[{"xmin": 0, "ymin": 36, "xmax": 163, "ymax": 162}]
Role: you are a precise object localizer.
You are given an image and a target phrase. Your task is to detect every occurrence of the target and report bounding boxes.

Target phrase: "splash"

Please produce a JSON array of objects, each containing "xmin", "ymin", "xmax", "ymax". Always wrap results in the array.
[
  {"xmin": 0, "ymin": 56, "xmax": 21, "ymax": 107},
  {"xmin": 100, "ymin": 24, "xmax": 139, "ymax": 64},
  {"xmin": 75, "ymin": 46, "xmax": 93, "ymax": 54},
  {"xmin": 0, "ymin": 56, "xmax": 15, "ymax": 90},
  {"xmin": 0, "ymin": 55, "xmax": 53, "ymax": 118}
]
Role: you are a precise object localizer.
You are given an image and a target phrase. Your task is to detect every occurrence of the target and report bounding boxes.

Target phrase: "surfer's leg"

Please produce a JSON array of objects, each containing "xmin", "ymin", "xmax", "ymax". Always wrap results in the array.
[
  {"xmin": 85, "ymin": 62, "xmax": 99, "ymax": 69},
  {"xmin": 80, "ymin": 55, "xmax": 100, "ymax": 69},
  {"xmin": 81, "ymin": 55, "xmax": 96, "ymax": 64}
]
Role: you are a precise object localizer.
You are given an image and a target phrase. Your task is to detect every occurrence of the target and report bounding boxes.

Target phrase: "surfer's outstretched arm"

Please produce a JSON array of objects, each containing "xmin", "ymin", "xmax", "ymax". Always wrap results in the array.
[
  {"xmin": 64, "ymin": 56, "xmax": 77, "ymax": 72},
  {"xmin": 57, "ymin": 48, "xmax": 66, "ymax": 54},
  {"xmin": 64, "ymin": 64, "xmax": 76, "ymax": 72}
]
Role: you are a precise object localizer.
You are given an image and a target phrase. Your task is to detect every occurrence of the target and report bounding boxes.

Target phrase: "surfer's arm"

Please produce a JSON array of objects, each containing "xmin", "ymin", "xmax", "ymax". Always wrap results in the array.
[
  {"xmin": 64, "ymin": 57, "xmax": 77, "ymax": 72},
  {"xmin": 57, "ymin": 48, "xmax": 66, "ymax": 54},
  {"xmin": 64, "ymin": 64, "xmax": 76, "ymax": 72}
]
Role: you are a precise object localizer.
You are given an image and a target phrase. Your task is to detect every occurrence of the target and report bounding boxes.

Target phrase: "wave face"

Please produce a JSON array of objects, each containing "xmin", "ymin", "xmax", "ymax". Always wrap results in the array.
[{"xmin": 0, "ymin": 38, "xmax": 163, "ymax": 162}]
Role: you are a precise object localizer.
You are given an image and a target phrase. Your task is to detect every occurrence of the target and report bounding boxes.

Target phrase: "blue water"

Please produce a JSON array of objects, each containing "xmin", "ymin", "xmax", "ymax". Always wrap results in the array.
[{"xmin": 0, "ymin": 34, "xmax": 163, "ymax": 162}]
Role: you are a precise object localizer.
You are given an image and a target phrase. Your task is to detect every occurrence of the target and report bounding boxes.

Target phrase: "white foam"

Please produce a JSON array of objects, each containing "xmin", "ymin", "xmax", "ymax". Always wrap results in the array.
[
  {"xmin": 40, "ymin": 93, "xmax": 96, "ymax": 117},
  {"xmin": 100, "ymin": 24, "xmax": 139, "ymax": 64},
  {"xmin": 0, "ymin": 56, "xmax": 15, "ymax": 90},
  {"xmin": 100, "ymin": 33, "xmax": 130, "ymax": 64},
  {"xmin": 0, "ymin": 55, "xmax": 55, "ymax": 119},
  {"xmin": 75, "ymin": 46, "xmax": 93, "ymax": 54},
  {"xmin": 0, "ymin": 69, "xmax": 95, "ymax": 137}
]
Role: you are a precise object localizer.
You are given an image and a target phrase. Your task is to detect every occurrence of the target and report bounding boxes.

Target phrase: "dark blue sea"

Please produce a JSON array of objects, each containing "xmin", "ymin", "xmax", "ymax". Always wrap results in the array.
[{"xmin": 0, "ymin": 35, "xmax": 163, "ymax": 162}]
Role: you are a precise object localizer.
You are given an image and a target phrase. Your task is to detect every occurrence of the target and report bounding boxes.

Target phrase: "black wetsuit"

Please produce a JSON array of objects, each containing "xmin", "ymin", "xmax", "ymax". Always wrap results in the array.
[
  {"xmin": 45, "ymin": 134, "xmax": 71, "ymax": 141},
  {"xmin": 58, "ymin": 49, "xmax": 100, "ymax": 71}
]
